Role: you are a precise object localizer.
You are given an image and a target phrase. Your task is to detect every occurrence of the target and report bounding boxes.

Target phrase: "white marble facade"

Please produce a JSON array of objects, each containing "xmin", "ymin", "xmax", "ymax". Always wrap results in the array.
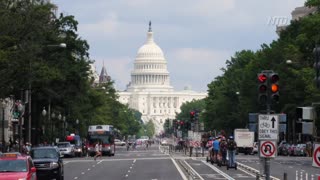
[{"xmin": 117, "ymin": 23, "xmax": 206, "ymax": 134}]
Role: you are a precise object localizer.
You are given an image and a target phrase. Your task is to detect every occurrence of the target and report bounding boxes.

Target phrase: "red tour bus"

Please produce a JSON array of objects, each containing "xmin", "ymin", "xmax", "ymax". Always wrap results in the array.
[{"xmin": 86, "ymin": 125, "xmax": 115, "ymax": 156}]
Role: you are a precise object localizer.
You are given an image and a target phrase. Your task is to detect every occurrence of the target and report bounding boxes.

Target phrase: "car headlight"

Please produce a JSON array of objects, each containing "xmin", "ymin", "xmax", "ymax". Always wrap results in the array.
[
  {"xmin": 107, "ymin": 146, "xmax": 111, "ymax": 150},
  {"xmin": 50, "ymin": 162, "xmax": 59, "ymax": 168}
]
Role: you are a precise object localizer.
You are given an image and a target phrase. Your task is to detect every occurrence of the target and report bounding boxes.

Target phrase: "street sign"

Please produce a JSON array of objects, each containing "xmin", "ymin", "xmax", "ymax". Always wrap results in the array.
[
  {"xmin": 312, "ymin": 143, "xmax": 320, "ymax": 168},
  {"xmin": 259, "ymin": 140, "xmax": 277, "ymax": 158},
  {"xmin": 258, "ymin": 114, "xmax": 279, "ymax": 140}
]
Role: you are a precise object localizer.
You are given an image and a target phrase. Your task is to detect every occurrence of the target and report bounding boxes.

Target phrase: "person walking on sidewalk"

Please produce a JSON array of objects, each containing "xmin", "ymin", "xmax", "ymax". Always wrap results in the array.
[{"xmin": 227, "ymin": 136, "xmax": 237, "ymax": 167}]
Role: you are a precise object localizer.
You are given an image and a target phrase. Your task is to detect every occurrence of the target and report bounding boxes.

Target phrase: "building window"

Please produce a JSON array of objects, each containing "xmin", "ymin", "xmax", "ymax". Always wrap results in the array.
[
  {"xmin": 154, "ymin": 109, "xmax": 156, "ymax": 113},
  {"xmin": 160, "ymin": 110, "xmax": 162, "ymax": 113}
]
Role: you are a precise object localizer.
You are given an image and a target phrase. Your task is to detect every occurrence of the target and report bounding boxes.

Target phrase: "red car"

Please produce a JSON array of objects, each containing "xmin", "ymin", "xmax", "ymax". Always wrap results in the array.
[{"xmin": 0, "ymin": 152, "xmax": 37, "ymax": 180}]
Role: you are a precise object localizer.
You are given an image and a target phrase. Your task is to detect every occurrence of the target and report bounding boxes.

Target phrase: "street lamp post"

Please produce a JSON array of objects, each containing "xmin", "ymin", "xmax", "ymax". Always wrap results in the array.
[
  {"xmin": 57, "ymin": 113, "xmax": 62, "ymax": 140},
  {"xmin": 76, "ymin": 119, "xmax": 79, "ymax": 135},
  {"xmin": 63, "ymin": 116, "xmax": 66, "ymax": 139},
  {"xmin": 1, "ymin": 101, "xmax": 6, "ymax": 153},
  {"xmin": 27, "ymin": 43, "xmax": 66, "ymax": 144},
  {"xmin": 51, "ymin": 112, "xmax": 55, "ymax": 144},
  {"xmin": 17, "ymin": 101, "xmax": 24, "ymax": 153}
]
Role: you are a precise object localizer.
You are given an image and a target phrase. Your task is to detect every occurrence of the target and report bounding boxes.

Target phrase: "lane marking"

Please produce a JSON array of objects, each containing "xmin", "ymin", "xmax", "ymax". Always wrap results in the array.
[
  {"xmin": 63, "ymin": 162, "xmax": 70, "ymax": 165},
  {"xmin": 201, "ymin": 160, "xmax": 234, "ymax": 180},
  {"xmin": 74, "ymin": 177, "xmax": 78, "ymax": 179},
  {"xmin": 133, "ymin": 159, "xmax": 136, "ymax": 163},
  {"xmin": 183, "ymin": 160, "xmax": 204, "ymax": 180},
  {"xmin": 87, "ymin": 168, "xmax": 90, "ymax": 171},
  {"xmin": 97, "ymin": 160, "xmax": 103, "ymax": 164},
  {"xmin": 170, "ymin": 157, "xmax": 188, "ymax": 180},
  {"xmin": 237, "ymin": 166, "xmax": 256, "ymax": 177},
  {"xmin": 81, "ymin": 172, "xmax": 85, "ymax": 175}
]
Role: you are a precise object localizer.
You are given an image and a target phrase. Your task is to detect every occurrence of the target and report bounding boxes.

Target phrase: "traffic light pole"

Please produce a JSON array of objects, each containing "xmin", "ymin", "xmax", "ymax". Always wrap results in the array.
[
  {"xmin": 264, "ymin": 103, "xmax": 271, "ymax": 180},
  {"xmin": 259, "ymin": 70, "xmax": 276, "ymax": 180}
]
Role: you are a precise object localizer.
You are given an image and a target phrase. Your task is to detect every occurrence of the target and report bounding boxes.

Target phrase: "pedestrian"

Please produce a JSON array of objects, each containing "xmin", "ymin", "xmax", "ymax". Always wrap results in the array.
[
  {"xmin": 145, "ymin": 140, "xmax": 148, "ymax": 150},
  {"xmin": 126, "ymin": 140, "xmax": 130, "ymax": 151},
  {"xmin": 306, "ymin": 140, "xmax": 312, "ymax": 157},
  {"xmin": 94, "ymin": 141, "xmax": 102, "ymax": 160},
  {"xmin": 212, "ymin": 137, "xmax": 220, "ymax": 162},
  {"xmin": 227, "ymin": 136, "xmax": 237, "ymax": 167},
  {"xmin": 220, "ymin": 137, "xmax": 228, "ymax": 165}
]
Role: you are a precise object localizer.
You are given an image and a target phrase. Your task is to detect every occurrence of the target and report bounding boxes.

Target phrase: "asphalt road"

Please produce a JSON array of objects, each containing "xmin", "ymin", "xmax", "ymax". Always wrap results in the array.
[
  {"xmin": 62, "ymin": 145, "xmax": 320, "ymax": 180},
  {"xmin": 63, "ymin": 145, "xmax": 184, "ymax": 180}
]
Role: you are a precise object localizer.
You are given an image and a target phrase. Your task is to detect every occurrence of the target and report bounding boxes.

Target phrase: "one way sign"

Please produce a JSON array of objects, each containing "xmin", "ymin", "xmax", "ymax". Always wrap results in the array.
[{"xmin": 258, "ymin": 114, "xmax": 279, "ymax": 140}]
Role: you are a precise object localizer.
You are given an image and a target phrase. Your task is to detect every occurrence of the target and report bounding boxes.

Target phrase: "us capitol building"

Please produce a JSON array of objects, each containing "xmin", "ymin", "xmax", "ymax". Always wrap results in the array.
[{"xmin": 104, "ymin": 22, "xmax": 206, "ymax": 134}]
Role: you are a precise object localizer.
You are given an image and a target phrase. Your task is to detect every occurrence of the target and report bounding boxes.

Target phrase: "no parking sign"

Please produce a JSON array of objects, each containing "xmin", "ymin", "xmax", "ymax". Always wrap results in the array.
[{"xmin": 312, "ymin": 143, "xmax": 320, "ymax": 168}]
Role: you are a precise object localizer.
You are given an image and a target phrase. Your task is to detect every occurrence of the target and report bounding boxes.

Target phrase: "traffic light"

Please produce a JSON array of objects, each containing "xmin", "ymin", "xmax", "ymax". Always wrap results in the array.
[
  {"xmin": 190, "ymin": 111, "xmax": 195, "ymax": 122},
  {"xmin": 314, "ymin": 45, "xmax": 320, "ymax": 88},
  {"xmin": 194, "ymin": 111, "xmax": 199, "ymax": 122},
  {"xmin": 180, "ymin": 121, "xmax": 184, "ymax": 129},
  {"xmin": 269, "ymin": 73, "xmax": 279, "ymax": 103},
  {"xmin": 257, "ymin": 73, "xmax": 268, "ymax": 104},
  {"xmin": 172, "ymin": 120, "xmax": 177, "ymax": 129}
]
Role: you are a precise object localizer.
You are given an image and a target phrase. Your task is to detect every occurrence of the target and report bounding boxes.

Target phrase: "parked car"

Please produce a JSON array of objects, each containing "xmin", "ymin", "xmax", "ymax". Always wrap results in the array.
[
  {"xmin": 294, "ymin": 144, "xmax": 307, "ymax": 156},
  {"xmin": 30, "ymin": 146, "xmax": 64, "ymax": 180},
  {"xmin": 115, "ymin": 139, "xmax": 126, "ymax": 146},
  {"xmin": 288, "ymin": 144, "xmax": 297, "ymax": 156},
  {"xmin": 0, "ymin": 153, "xmax": 37, "ymax": 180},
  {"xmin": 57, "ymin": 142, "xmax": 75, "ymax": 157}
]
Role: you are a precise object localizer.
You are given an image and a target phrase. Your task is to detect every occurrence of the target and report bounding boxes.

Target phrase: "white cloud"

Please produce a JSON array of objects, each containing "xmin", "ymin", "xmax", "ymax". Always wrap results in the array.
[
  {"xmin": 80, "ymin": 12, "xmax": 119, "ymax": 37},
  {"xmin": 186, "ymin": 0, "xmax": 236, "ymax": 17},
  {"xmin": 170, "ymin": 48, "xmax": 230, "ymax": 65},
  {"xmin": 167, "ymin": 48, "xmax": 231, "ymax": 91}
]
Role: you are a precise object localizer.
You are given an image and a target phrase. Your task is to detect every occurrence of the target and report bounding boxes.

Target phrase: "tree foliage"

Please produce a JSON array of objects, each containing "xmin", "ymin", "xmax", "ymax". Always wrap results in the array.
[
  {"xmin": 204, "ymin": 8, "xmax": 320, "ymax": 136},
  {"xmin": 0, "ymin": 0, "xmax": 141, "ymax": 143}
]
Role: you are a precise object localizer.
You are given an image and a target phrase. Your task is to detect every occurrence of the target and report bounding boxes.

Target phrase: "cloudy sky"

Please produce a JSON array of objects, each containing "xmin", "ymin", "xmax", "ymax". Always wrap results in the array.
[{"xmin": 51, "ymin": 0, "xmax": 305, "ymax": 92}]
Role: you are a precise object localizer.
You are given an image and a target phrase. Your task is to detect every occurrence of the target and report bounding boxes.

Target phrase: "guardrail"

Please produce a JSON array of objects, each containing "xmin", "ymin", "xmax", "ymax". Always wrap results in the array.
[
  {"xmin": 177, "ymin": 159, "xmax": 203, "ymax": 180},
  {"xmin": 237, "ymin": 162, "xmax": 280, "ymax": 180}
]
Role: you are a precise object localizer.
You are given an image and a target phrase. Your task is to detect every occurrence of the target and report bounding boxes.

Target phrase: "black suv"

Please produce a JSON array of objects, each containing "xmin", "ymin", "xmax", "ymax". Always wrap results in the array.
[{"xmin": 30, "ymin": 146, "xmax": 64, "ymax": 180}]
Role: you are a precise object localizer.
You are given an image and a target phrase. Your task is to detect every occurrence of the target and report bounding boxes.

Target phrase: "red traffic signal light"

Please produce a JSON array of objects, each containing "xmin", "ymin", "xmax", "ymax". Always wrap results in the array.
[
  {"xmin": 258, "ymin": 74, "xmax": 267, "ymax": 83},
  {"xmin": 190, "ymin": 111, "xmax": 195, "ymax": 117},
  {"xmin": 258, "ymin": 73, "xmax": 268, "ymax": 104}
]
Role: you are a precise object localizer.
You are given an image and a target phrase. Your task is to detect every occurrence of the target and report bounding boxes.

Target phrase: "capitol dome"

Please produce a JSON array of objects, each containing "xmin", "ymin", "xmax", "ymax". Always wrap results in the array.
[
  {"xmin": 126, "ymin": 21, "xmax": 173, "ymax": 92},
  {"xmin": 136, "ymin": 31, "xmax": 164, "ymax": 59}
]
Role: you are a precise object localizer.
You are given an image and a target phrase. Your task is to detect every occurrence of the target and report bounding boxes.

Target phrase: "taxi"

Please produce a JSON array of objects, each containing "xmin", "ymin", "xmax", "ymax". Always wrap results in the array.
[{"xmin": 0, "ymin": 152, "xmax": 37, "ymax": 180}]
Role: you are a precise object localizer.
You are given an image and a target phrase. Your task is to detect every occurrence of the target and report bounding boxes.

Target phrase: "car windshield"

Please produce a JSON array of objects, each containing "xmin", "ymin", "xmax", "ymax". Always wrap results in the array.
[
  {"xmin": 57, "ymin": 143, "xmax": 70, "ymax": 147},
  {"xmin": 31, "ymin": 149, "xmax": 58, "ymax": 159},
  {"xmin": 0, "ymin": 160, "xmax": 27, "ymax": 172}
]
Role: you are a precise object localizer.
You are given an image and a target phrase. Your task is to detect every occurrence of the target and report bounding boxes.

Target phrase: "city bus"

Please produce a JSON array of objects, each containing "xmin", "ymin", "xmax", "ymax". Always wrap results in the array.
[{"xmin": 86, "ymin": 125, "xmax": 115, "ymax": 156}]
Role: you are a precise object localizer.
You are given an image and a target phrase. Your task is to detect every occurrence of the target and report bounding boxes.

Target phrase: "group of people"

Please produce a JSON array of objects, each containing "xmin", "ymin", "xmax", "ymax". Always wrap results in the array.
[
  {"xmin": 209, "ymin": 135, "xmax": 237, "ymax": 167},
  {"xmin": 126, "ymin": 140, "xmax": 150, "ymax": 151}
]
